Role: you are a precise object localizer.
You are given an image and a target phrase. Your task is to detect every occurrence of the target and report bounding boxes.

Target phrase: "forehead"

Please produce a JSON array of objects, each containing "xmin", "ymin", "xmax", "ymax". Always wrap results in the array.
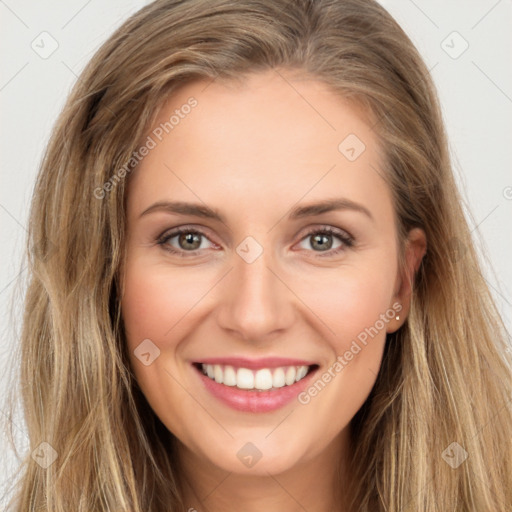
[{"xmin": 127, "ymin": 70, "xmax": 392, "ymax": 223}]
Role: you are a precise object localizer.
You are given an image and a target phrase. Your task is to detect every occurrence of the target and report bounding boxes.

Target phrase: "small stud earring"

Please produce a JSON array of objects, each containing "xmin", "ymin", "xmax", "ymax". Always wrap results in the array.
[{"xmin": 396, "ymin": 315, "xmax": 400, "ymax": 321}]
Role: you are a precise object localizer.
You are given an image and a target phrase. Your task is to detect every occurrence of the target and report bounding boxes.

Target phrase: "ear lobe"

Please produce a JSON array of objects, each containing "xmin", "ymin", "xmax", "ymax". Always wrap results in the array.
[{"xmin": 387, "ymin": 227, "xmax": 427, "ymax": 332}]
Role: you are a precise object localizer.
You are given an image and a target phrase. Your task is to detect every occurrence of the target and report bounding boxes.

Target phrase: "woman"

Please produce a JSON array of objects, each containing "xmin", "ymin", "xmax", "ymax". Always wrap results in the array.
[{"xmin": 4, "ymin": 0, "xmax": 511, "ymax": 510}]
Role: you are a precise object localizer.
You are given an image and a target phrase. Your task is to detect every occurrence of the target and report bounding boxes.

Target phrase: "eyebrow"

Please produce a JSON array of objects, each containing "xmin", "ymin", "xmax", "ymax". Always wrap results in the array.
[
  {"xmin": 139, "ymin": 201, "xmax": 227, "ymax": 222},
  {"xmin": 289, "ymin": 198, "xmax": 373, "ymax": 221},
  {"xmin": 139, "ymin": 198, "xmax": 373, "ymax": 222}
]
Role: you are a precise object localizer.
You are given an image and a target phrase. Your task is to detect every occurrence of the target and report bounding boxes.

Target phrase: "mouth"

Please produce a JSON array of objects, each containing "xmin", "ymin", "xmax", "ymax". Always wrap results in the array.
[
  {"xmin": 192, "ymin": 359, "xmax": 319, "ymax": 413},
  {"xmin": 194, "ymin": 362, "xmax": 317, "ymax": 391}
]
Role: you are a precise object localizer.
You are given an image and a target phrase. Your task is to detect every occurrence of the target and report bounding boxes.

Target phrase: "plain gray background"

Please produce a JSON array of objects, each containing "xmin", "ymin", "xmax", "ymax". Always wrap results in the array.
[{"xmin": 1, "ymin": 0, "xmax": 511, "ymax": 506}]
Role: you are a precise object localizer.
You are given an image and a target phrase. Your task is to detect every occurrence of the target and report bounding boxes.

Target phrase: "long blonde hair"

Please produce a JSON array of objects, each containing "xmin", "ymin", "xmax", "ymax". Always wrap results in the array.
[{"xmin": 4, "ymin": 0, "xmax": 511, "ymax": 510}]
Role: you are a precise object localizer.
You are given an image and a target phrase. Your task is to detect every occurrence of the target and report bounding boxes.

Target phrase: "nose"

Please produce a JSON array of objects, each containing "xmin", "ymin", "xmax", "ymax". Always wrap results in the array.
[{"xmin": 215, "ymin": 241, "xmax": 296, "ymax": 343}]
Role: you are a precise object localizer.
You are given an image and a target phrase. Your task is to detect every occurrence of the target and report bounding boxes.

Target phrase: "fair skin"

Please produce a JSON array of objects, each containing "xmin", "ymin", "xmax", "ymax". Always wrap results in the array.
[{"xmin": 121, "ymin": 69, "xmax": 426, "ymax": 512}]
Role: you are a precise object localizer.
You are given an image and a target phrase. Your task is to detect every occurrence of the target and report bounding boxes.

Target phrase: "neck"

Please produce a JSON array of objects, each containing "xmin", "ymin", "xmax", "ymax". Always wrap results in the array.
[{"xmin": 176, "ymin": 426, "xmax": 353, "ymax": 512}]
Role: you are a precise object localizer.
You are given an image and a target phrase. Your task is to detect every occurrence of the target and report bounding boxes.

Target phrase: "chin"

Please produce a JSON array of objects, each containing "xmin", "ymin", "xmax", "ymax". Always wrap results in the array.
[{"xmin": 190, "ymin": 431, "xmax": 315, "ymax": 476}]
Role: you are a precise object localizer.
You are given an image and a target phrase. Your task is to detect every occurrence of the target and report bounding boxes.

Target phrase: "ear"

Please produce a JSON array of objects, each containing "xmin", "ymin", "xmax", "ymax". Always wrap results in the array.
[{"xmin": 387, "ymin": 227, "xmax": 427, "ymax": 333}]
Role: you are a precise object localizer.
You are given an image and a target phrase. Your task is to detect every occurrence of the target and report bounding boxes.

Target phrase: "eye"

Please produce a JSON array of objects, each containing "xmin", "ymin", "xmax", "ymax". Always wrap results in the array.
[
  {"xmin": 296, "ymin": 226, "xmax": 353, "ymax": 256},
  {"xmin": 157, "ymin": 227, "xmax": 217, "ymax": 256},
  {"xmin": 156, "ymin": 225, "xmax": 354, "ymax": 258}
]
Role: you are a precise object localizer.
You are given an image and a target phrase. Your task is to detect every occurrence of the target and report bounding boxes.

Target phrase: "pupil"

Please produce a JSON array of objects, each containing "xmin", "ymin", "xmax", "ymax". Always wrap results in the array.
[
  {"xmin": 179, "ymin": 232, "xmax": 201, "ymax": 250},
  {"xmin": 312, "ymin": 234, "xmax": 332, "ymax": 251}
]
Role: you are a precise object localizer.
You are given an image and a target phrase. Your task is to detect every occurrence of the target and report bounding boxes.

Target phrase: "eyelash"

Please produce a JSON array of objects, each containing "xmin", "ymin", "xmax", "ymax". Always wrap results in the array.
[
  {"xmin": 297, "ymin": 226, "xmax": 354, "ymax": 256},
  {"xmin": 156, "ymin": 225, "xmax": 354, "ymax": 258}
]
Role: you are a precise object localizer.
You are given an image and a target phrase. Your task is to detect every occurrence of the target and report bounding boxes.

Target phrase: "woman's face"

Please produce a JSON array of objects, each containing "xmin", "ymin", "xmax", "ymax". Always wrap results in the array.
[{"xmin": 121, "ymin": 70, "xmax": 423, "ymax": 477}]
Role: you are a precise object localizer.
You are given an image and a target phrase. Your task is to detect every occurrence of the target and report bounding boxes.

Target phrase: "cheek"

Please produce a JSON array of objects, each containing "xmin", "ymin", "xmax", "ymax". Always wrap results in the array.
[
  {"xmin": 290, "ymin": 255, "xmax": 397, "ymax": 423},
  {"xmin": 336, "ymin": 271, "xmax": 395, "ymax": 350},
  {"xmin": 293, "ymin": 258, "xmax": 397, "ymax": 351},
  {"xmin": 120, "ymin": 259, "xmax": 215, "ymax": 436},
  {"xmin": 121, "ymin": 258, "xmax": 215, "ymax": 348},
  {"xmin": 120, "ymin": 258, "xmax": 210, "ymax": 403}
]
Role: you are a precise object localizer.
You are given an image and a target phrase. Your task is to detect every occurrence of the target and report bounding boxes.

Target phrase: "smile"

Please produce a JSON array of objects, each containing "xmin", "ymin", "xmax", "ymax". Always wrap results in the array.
[
  {"xmin": 192, "ymin": 358, "xmax": 319, "ymax": 413},
  {"xmin": 200, "ymin": 363, "xmax": 311, "ymax": 391}
]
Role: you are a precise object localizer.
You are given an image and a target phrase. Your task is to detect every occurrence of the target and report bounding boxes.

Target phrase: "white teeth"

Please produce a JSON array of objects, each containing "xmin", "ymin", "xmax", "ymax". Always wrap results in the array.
[
  {"xmin": 254, "ymin": 369, "xmax": 273, "ymax": 390},
  {"xmin": 214, "ymin": 364, "xmax": 223, "ymax": 384},
  {"xmin": 200, "ymin": 364, "xmax": 311, "ymax": 390},
  {"xmin": 223, "ymin": 365, "xmax": 237, "ymax": 386},
  {"xmin": 285, "ymin": 366, "xmax": 296, "ymax": 386},
  {"xmin": 296, "ymin": 366, "xmax": 308, "ymax": 381},
  {"xmin": 272, "ymin": 367, "xmax": 286, "ymax": 388},
  {"xmin": 236, "ymin": 368, "xmax": 254, "ymax": 389}
]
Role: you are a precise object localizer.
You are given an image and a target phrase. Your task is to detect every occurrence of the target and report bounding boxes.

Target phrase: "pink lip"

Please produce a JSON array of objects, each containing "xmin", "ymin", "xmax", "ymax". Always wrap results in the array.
[
  {"xmin": 193, "ymin": 363, "xmax": 319, "ymax": 413},
  {"xmin": 195, "ymin": 357, "xmax": 316, "ymax": 370}
]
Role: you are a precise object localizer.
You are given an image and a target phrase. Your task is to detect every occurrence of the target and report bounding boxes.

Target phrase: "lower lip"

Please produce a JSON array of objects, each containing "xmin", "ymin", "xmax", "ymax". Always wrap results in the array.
[{"xmin": 194, "ymin": 365, "xmax": 318, "ymax": 413}]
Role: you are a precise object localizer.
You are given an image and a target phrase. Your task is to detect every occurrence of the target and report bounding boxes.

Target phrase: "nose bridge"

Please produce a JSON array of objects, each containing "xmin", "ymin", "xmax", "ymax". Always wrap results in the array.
[{"xmin": 216, "ymin": 236, "xmax": 294, "ymax": 340}]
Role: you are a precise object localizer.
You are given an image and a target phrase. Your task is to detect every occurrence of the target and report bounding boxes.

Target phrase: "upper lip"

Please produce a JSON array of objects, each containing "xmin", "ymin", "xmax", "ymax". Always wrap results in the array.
[{"xmin": 194, "ymin": 357, "xmax": 317, "ymax": 370}]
